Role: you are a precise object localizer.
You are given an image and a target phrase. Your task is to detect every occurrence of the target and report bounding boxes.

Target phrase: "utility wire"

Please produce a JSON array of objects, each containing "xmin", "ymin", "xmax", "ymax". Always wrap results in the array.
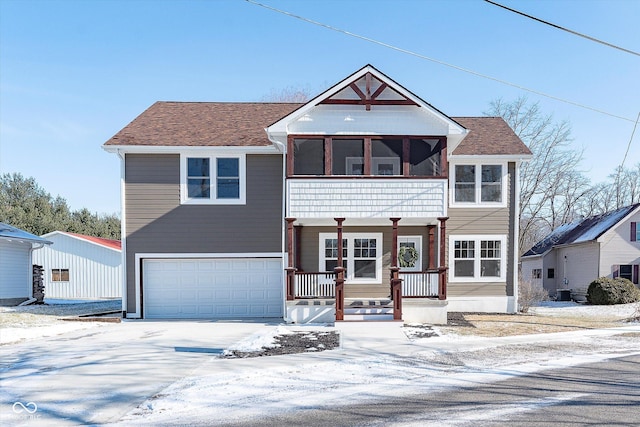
[
  {"xmin": 485, "ymin": 0, "xmax": 640, "ymax": 57},
  {"xmin": 621, "ymin": 112, "xmax": 640, "ymax": 169},
  {"xmin": 245, "ymin": 0, "xmax": 636, "ymax": 123},
  {"xmin": 614, "ymin": 111, "xmax": 639, "ymax": 207},
  {"xmin": 486, "ymin": 0, "xmax": 639, "ymax": 183}
]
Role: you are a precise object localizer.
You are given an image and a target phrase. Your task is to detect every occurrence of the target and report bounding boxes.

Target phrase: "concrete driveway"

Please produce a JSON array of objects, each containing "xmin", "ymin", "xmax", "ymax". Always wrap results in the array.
[{"xmin": 0, "ymin": 319, "xmax": 281, "ymax": 426}]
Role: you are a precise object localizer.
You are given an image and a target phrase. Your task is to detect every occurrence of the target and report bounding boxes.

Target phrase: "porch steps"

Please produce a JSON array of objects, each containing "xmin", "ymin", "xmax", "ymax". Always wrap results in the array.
[{"xmin": 342, "ymin": 299, "xmax": 395, "ymax": 322}]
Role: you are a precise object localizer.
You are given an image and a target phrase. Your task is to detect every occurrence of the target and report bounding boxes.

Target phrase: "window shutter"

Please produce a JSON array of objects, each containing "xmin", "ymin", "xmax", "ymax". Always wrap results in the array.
[
  {"xmin": 634, "ymin": 265, "xmax": 639, "ymax": 285},
  {"xmin": 612, "ymin": 265, "xmax": 620, "ymax": 278},
  {"xmin": 632, "ymin": 222, "xmax": 637, "ymax": 242}
]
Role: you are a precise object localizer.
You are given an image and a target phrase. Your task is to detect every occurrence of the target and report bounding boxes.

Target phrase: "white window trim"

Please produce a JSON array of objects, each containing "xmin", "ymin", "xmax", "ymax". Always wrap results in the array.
[
  {"xmin": 180, "ymin": 153, "xmax": 246, "ymax": 205},
  {"xmin": 318, "ymin": 232, "xmax": 383, "ymax": 284},
  {"xmin": 345, "ymin": 157, "xmax": 365, "ymax": 175},
  {"xmin": 372, "ymin": 157, "xmax": 401, "ymax": 176},
  {"xmin": 450, "ymin": 162, "xmax": 508, "ymax": 208},
  {"xmin": 449, "ymin": 234, "xmax": 507, "ymax": 282},
  {"xmin": 397, "ymin": 235, "xmax": 422, "ymax": 271}
]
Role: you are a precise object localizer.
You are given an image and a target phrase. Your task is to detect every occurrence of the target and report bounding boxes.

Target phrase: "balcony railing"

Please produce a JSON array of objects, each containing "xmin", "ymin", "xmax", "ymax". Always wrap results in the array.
[
  {"xmin": 400, "ymin": 270, "xmax": 439, "ymax": 298},
  {"xmin": 294, "ymin": 272, "xmax": 336, "ymax": 298}
]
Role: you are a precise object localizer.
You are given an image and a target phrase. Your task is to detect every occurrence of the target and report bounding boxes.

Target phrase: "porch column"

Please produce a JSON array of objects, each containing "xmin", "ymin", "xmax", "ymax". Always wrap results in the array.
[
  {"xmin": 334, "ymin": 218, "xmax": 345, "ymax": 321},
  {"xmin": 437, "ymin": 217, "xmax": 449, "ymax": 300},
  {"xmin": 390, "ymin": 218, "xmax": 402, "ymax": 320},
  {"xmin": 294, "ymin": 225, "xmax": 303, "ymax": 271},
  {"xmin": 285, "ymin": 218, "xmax": 296, "ymax": 301},
  {"xmin": 427, "ymin": 225, "xmax": 436, "ymax": 270}
]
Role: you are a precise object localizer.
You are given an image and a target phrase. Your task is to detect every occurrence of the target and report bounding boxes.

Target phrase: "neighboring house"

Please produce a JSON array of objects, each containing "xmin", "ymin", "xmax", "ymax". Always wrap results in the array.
[
  {"xmin": 521, "ymin": 203, "xmax": 640, "ymax": 300},
  {"xmin": 0, "ymin": 223, "xmax": 52, "ymax": 305},
  {"xmin": 103, "ymin": 64, "xmax": 532, "ymax": 323},
  {"xmin": 32, "ymin": 231, "xmax": 122, "ymax": 300}
]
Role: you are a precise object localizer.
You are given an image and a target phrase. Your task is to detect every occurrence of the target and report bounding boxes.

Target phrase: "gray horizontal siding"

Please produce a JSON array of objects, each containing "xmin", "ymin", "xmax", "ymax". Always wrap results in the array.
[
  {"xmin": 124, "ymin": 153, "xmax": 283, "ymax": 313},
  {"xmin": 448, "ymin": 283, "xmax": 507, "ymax": 297},
  {"xmin": 446, "ymin": 162, "xmax": 516, "ymax": 298}
]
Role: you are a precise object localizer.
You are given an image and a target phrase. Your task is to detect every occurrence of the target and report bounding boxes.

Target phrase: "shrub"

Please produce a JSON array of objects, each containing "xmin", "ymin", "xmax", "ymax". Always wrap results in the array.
[
  {"xmin": 518, "ymin": 276, "xmax": 549, "ymax": 313},
  {"xmin": 587, "ymin": 277, "xmax": 640, "ymax": 305}
]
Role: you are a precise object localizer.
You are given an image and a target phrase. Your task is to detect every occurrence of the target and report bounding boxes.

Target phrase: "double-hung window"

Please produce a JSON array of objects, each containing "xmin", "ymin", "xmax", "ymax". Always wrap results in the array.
[
  {"xmin": 51, "ymin": 268, "xmax": 69, "ymax": 282},
  {"xmin": 532, "ymin": 269, "xmax": 542, "ymax": 280},
  {"xmin": 449, "ymin": 235, "xmax": 506, "ymax": 281},
  {"xmin": 452, "ymin": 163, "xmax": 506, "ymax": 206},
  {"xmin": 319, "ymin": 233, "xmax": 382, "ymax": 283},
  {"xmin": 181, "ymin": 154, "xmax": 245, "ymax": 204}
]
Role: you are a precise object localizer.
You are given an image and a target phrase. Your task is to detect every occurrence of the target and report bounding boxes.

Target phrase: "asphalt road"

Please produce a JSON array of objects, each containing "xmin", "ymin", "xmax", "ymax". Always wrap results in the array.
[{"xmin": 222, "ymin": 353, "xmax": 640, "ymax": 427}]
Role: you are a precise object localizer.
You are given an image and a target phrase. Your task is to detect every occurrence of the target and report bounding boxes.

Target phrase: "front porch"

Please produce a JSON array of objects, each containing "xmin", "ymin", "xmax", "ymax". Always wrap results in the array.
[{"xmin": 284, "ymin": 217, "xmax": 449, "ymax": 324}]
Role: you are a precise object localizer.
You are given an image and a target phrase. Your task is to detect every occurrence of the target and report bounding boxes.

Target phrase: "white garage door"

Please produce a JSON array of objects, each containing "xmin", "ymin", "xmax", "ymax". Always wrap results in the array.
[{"xmin": 143, "ymin": 258, "xmax": 283, "ymax": 319}]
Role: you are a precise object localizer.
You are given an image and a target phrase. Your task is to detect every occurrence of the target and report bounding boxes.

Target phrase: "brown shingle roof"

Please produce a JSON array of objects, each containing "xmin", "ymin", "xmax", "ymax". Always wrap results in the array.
[
  {"xmin": 451, "ymin": 117, "xmax": 532, "ymax": 156},
  {"xmin": 104, "ymin": 103, "xmax": 531, "ymax": 157},
  {"xmin": 104, "ymin": 102, "xmax": 302, "ymax": 147}
]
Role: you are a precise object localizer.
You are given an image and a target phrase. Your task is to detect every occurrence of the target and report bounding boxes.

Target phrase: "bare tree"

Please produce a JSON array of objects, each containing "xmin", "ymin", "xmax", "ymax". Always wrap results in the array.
[
  {"xmin": 612, "ymin": 163, "xmax": 640, "ymax": 208},
  {"xmin": 578, "ymin": 163, "xmax": 640, "ymax": 214},
  {"xmin": 485, "ymin": 97, "xmax": 591, "ymax": 254},
  {"xmin": 261, "ymin": 86, "xmax": 311, "ymax": 103}
]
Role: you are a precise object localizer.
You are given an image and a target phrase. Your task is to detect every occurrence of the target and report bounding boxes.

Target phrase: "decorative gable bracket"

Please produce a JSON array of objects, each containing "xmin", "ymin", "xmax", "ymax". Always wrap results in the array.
[{"xmin": 319, "ymin": 72, "xmax": 418, "ymax": 111}]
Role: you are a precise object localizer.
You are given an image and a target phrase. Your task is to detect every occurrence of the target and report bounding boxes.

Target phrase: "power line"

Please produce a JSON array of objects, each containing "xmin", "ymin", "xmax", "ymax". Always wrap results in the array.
[
  {"xmin": 245, "ymin": 0, "xmax": 637, "ymax": 124},
  {"xmin": 621, "ymin": 112, "xmax": 640, "ymax": 169},
  {"xmin": 614, "ymin": 111, "xmax": 639, "ymax": 207},
  {"xmin": 485, "ymin": 0, "xmax": 640, "ymax": 57}
]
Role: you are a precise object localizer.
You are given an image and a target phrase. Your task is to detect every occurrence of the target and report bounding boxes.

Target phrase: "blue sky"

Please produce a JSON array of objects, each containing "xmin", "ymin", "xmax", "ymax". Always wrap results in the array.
[{"xmin": 1, "ymin": 0, "xmax": 638, "ymax": 215}]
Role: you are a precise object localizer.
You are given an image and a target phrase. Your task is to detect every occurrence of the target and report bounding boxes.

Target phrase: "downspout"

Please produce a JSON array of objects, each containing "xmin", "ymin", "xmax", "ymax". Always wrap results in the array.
[
  {"xmin": 117, "ymin": 149, "xmax": 127, "ymax": 318},
  {"xmin": 513, "ymin": 161, "xmax": 521, "ymax": 313},
  {"xmin": 266, "ymin": 129, "xmax": 288, "ymax": 320}
]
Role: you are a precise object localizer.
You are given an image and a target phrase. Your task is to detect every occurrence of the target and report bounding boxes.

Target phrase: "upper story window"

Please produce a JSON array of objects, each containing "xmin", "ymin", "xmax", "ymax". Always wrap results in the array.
[
  {"xmin": 289, "ymin": 136, "xmax": 444, "ymax": 178},
  {"xmin": 631, "ymin": 221, "xmax": 639, "ymax": 242},
  {"xmin": 451, "ymin": 163, "xmax": 506, "ymax": 207},
  {"xmin": 181, "ymin": 154, "xmax": 246, "ymax": 204}
]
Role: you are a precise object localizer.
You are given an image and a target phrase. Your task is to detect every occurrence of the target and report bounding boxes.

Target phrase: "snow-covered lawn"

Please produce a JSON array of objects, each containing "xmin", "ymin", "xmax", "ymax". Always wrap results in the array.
[
  {"xmin": 0, "ymin": 299, "xmax": 120, "ymax": 345},
  {"xmin": 530, "ymin": 300, "xmax": 640, "ymax": 319}
]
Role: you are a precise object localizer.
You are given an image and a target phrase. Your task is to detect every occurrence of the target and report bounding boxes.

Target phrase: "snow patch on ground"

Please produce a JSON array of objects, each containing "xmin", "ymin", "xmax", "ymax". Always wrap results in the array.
[
  {"xmin": 222, "ymin": 325, "xmax": 293, "ymax": 354},
  {"xmin": 531, "ymin": 301, "xmax": 639, "ymax": 318},
  {"xmin": 0, "ymin": 322, "xmax": 100, "ymax": 345},
  {"xmin": 0, "ymin": 299, "xmax": 120, "ymax": 344}
]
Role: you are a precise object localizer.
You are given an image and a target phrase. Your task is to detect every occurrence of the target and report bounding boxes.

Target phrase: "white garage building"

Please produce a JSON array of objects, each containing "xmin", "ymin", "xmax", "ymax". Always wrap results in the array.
[
  {"xmin": 33, "ymin": 231, "xmax": 122, "ymax": 300},
  {"xmin": 0, "ymin": 222, "xmax": 52, "ymax": 305}
]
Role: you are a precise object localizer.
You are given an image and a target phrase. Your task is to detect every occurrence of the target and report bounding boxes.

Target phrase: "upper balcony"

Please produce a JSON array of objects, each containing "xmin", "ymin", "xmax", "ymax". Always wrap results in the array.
[{"xmin": 286, "ymin": 136, "xmax": 448, "ymax": 224}]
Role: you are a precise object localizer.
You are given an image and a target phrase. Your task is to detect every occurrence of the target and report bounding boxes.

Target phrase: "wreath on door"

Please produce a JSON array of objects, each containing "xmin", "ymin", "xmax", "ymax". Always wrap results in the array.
[{"xmin": 398, "ymin": 245, "xmax": 419, "ymax": 268}]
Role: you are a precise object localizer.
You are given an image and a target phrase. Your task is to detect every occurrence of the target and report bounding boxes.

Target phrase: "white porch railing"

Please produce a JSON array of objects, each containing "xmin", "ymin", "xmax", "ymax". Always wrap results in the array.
[
  {"xmin": 294, "ymin": 272, "xmax": 336, "ymax": 298},
  {"xmin": 400, "ymin": 271, "xmax": 439, "ymax": 297}
]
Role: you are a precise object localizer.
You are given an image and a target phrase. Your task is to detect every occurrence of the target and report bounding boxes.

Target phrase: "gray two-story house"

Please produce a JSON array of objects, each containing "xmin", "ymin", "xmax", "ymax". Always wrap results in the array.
[{"xmin": 103, "ymin": 64, "xmax": 531, "ymax": 323}]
